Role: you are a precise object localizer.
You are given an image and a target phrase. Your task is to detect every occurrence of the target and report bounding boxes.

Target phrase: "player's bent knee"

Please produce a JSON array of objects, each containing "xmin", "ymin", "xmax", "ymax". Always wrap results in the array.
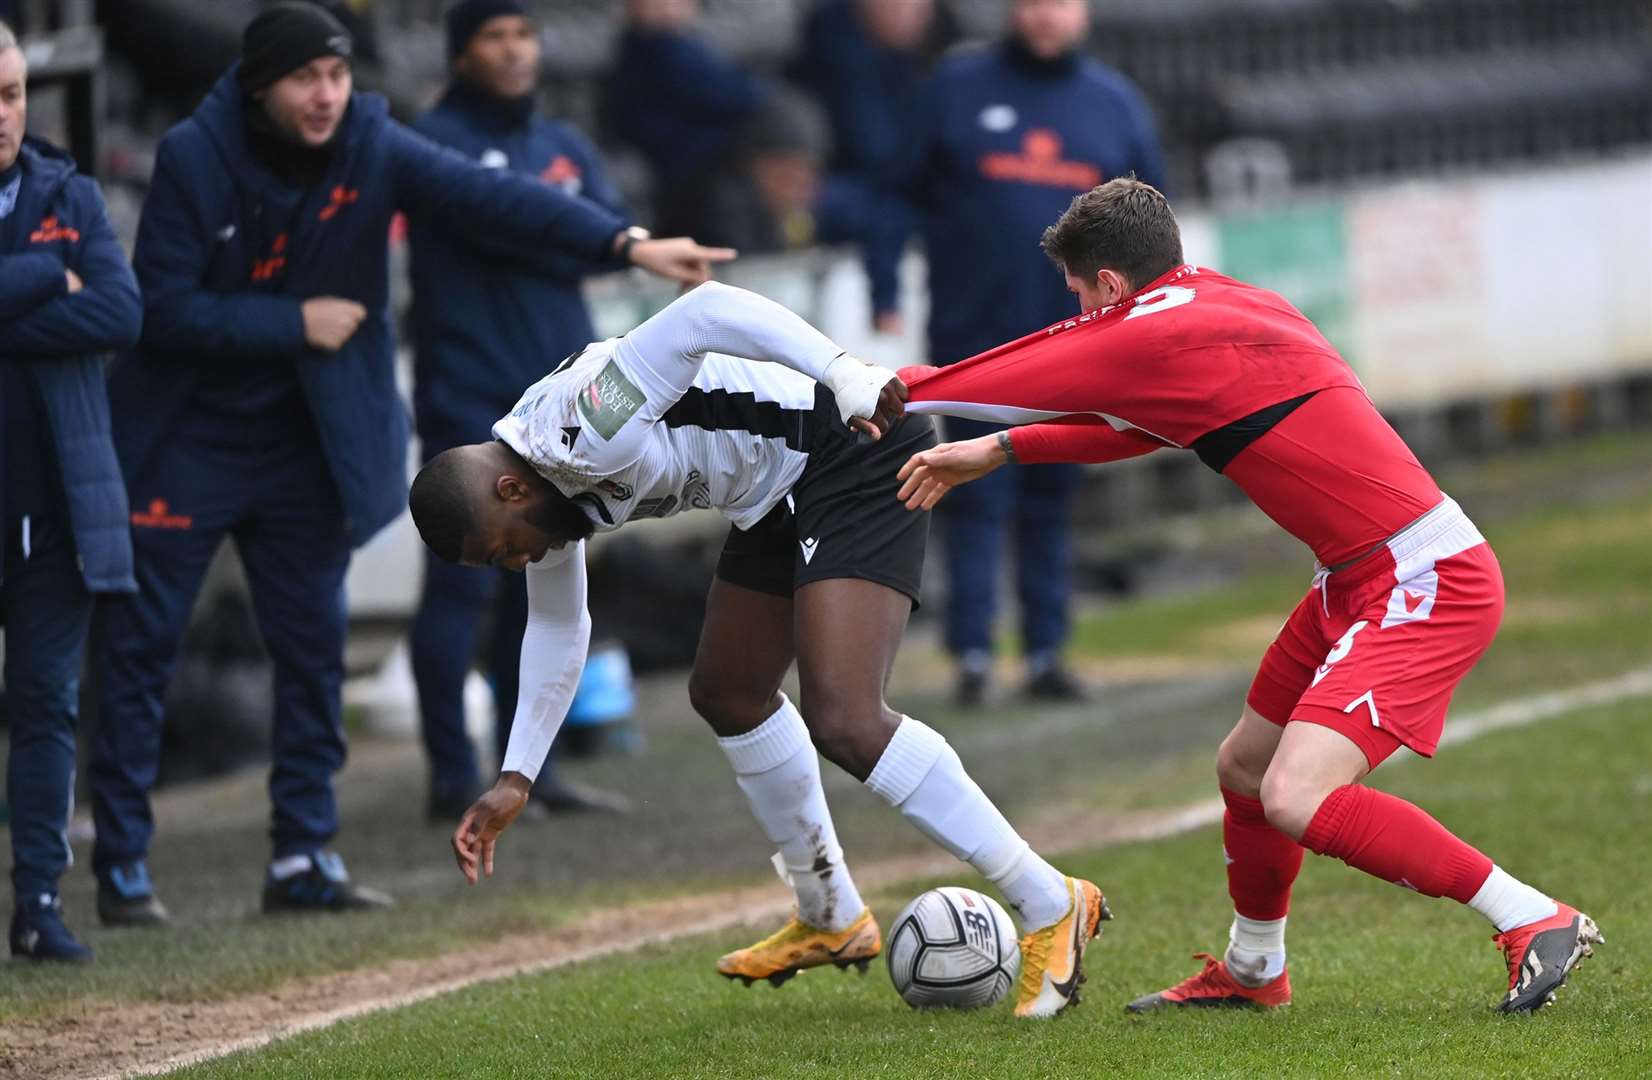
[
  {"xmin": 1258, "ymin": 769, "xmax": 1329, "ymax": 841},
  {"xmin": 686, "ymin": 670, "xmax": 776, "ymax": 736},
  {"xmin": 1215, "ymin": 733, "xmax": 1266, "ymax": 796},
  {"xmin": 804, "ymin": 702, "xmax": 900, "ymax": 781}
]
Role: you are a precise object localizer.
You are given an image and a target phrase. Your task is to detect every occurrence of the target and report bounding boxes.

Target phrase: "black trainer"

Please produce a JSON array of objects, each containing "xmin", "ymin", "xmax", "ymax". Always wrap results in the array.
[
  {"xmin": 1024, "ymin": 665, "xmax": 1091, "ymax": 703},
  {"xmin": 97, "ymin": 859, "xmax": 172, "ymax": 927},
  {"xmin": 427, "ymin": 784, "xmax": 481, "ymax": 824},
  {"xmin": 261, "ymin": 851, "xmax": 394, "ymax": 914},
  {"xmin": 954, "ymin": 668, "xmax": 990, "ymax": 709},
  {"xmin": 10, "ymin": 893, "xmax": 94, "ymax": 963}
]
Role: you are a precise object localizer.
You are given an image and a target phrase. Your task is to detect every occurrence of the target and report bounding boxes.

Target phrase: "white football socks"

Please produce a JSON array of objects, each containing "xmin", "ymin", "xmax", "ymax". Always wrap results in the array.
[
  {"xmin": 865, "ymin": 716, "xmax": 1070, "ymax": 932},
  {"xmin": 718, "ymin": 695, "xmax": 865, "ymax": 932},
  {"xmin": 1467, "ymin": 865, "xmax": 1558, "ymax": 932},
  {"xmin": 1225, "ymin": 914, "xmax": 1287, "ymax": 986}
]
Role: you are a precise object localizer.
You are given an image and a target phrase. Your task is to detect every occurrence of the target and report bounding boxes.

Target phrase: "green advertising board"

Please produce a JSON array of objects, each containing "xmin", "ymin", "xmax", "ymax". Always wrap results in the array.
[{"xmin": 1216, "ymin": 201, "xmax": 1354, "ymax": 364}]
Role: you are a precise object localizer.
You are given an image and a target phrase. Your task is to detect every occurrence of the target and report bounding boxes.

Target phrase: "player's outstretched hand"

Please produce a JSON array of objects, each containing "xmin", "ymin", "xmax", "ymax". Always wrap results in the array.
[
  {"xmin": 628, "ymin": 237, "xmax": 737, "ymax": 286},
  {"xmin": 896, "ymin": 433, "xmax": 1007, "ymax": 511},
  {"xmin": 452, "ymin": 773, "xmax": 531, "ymax": 885}
]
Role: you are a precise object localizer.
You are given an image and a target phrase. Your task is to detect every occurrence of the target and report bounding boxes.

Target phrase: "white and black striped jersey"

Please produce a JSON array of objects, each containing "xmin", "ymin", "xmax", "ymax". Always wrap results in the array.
[
  {"xmin": 494, "ymin": 282, "xmax": 852, "ymax": 782},
  {"xmin": 492, "ymin": 281, "xmax": 842, "ymax": 532}
]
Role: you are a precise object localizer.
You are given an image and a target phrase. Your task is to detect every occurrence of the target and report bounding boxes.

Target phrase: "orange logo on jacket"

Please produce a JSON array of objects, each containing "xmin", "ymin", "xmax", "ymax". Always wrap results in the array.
[
  {"xmin": 540, "ymin": 155, "xmax": 582, "ymax": 193},
  {"xmin": 30, "ymin": 215, "xmax": 80, "ymax": 243},
  {"xmin": 318, "ymin": 185, "xmax": 359, "ymax": 221},
  {"xmin": 131, "ymin": 499, "xmax": 193, "ymax": 530},
  {"xmin": 251, "ymin": 233, "xmax": 289, "ymax": 283},
  {"xmin": 979, "ymin": 129, "xmax": 1102, "ymax": 190}
]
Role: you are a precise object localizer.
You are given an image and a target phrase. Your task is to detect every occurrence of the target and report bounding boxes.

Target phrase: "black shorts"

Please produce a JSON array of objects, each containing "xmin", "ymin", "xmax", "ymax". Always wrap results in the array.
[{"xmin": 716, "ymin": 387, "xmax": 936, "ymax": 606}]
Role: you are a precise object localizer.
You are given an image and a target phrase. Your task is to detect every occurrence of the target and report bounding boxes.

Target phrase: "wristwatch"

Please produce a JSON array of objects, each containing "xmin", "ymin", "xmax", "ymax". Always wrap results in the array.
[
  {"xmin": 615, "ymin": 225, "xmax": 651, "ymax": 264},
  {"xmin": 996, "ymin": 430, "xmax": 1019, "ymax": 464}
]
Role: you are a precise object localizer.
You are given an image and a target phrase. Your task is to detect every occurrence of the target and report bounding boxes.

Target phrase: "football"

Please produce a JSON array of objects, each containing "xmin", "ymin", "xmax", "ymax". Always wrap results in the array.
[{"xmin": 886, "ymin": 887, "xmax": 1021, "ymax": 1009}]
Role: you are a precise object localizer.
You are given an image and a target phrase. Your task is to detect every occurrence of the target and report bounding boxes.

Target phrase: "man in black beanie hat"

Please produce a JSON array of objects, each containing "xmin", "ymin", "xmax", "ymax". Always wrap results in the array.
[
  {"xmin": 407, "ymin": 0, "xmax": 634, "ymax": 822},
  {"xmin": 91, "ymin": 0, "xmax": 733, "ymax": 924}
]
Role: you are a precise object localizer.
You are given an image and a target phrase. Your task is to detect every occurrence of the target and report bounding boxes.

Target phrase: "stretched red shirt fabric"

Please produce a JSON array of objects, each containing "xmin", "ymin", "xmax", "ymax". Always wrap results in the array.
[{"xmin": 902, "ymin": 265, "xmax": 1443, "ymax": 568}]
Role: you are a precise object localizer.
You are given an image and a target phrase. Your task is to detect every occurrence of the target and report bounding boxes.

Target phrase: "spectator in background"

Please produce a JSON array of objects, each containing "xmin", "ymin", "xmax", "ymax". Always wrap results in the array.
[
  {"xmin": 408, "ymin": 0, "xmax": 632, "ymax": 822},
  {"xmin": 791, "ymin": 0, "xmax": 949, "ymax": 332},
  {"xmin": 898, "ymin": 0, "xmax": 1167, "ymax": 707},
  {"xmin": 682, "ymin": 86, "xmax": 903, "ymax": 285},
  {"xmin": 604, "ymin": 0, "xmax": 766, "ymax": 232},
  {"xmin": 89, "ymin": 2, "xmax": 730, "ymax": 927},
  {"xmin": 0, "ymin": 21, "xmax": 143, "ymax": 962}
]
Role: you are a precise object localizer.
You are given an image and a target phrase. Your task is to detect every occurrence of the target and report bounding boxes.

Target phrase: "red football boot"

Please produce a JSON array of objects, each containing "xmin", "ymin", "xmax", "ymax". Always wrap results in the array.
[
  {"xmin": 1126, "ymin": 952, "xmax": 1291, "ymax": 1012},
  {"xmin": 1492, "ymin": 902, "xmax": 1603, "ymax": 1013}
]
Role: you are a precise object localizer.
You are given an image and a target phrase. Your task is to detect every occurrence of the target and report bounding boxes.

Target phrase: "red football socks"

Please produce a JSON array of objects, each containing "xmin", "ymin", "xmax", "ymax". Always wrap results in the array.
[
  {"xmin": 1302, "ymin": 784, "xmax": 1493, "ymax": 901},
  {"xmin": 1222, "ymin": 787, "xmax": 1304, "ymax": 921}
]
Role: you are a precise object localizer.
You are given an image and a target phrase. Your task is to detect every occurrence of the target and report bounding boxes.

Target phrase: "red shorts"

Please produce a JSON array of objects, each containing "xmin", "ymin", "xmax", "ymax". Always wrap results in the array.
[{"xmin": 1247, "ymin": 497, "xmax": 1505, "ymax": 768}]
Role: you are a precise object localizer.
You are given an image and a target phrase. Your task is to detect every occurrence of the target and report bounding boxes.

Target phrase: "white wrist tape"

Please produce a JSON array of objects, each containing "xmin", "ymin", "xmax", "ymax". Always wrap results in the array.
[{"xmin": 820, "ymin": 353, "xmax": 896, "ymax": 428}]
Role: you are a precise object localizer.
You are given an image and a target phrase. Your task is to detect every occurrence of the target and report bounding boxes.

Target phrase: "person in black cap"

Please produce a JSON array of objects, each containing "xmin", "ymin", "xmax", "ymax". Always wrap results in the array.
[
  {"xmin": 89, "ymin": 0, "xmax": 733, "ymax": 925},
  {"xmin": 406, "ymin": 0, "xmax": 633, "ymax": 822}
]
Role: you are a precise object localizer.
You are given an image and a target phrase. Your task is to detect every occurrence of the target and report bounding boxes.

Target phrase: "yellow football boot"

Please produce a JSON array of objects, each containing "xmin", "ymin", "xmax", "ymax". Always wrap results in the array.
[
  {"xmin": 717, "ymin": 908, "xmax": 882, "ymax": 987},
  {"xmin": 1014, "ymin": 877, "xmax": 1111, "ymax": 1018}
]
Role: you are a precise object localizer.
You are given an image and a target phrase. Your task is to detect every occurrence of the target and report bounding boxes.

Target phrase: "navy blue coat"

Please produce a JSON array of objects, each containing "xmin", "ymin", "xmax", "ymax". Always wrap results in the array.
[
  {"xmin": 110, "ymin": 68, "xmax": 628, "ymax": 547},
  {"xmin": 900, "ymin": 43, "xmax": 1168, "ymax": 363},
  {"xmin": 792, "ymin": 0, "xmax": 927, "ymax": 176},
  {"xmin": 0, "ymin": 137, "xmax": 142, "ymax": 594},
  {"xmin": 605, "ymin": 26, "xmax": 766, "ymax": 190},
  {"xmin": 408, "ymin": 85, "xmax": 630, "ymax": 442}
]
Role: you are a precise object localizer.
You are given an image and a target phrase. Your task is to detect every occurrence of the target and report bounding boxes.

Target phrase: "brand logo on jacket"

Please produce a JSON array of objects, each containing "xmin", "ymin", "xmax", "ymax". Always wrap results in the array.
[
  {"xmin": 29, "ymin": 215, "xmax": 80, "ymax": 244},
  {"xmin": 540, "ymin": 154, "xmax": 583, "ymax": 196},
  {"xmin": 978, "ymin": 104, "xmax": 1017, "ymax": 132},
  {"xmin": 251, "ymin": 232, "xmax": 289, "ymax": 283},
  {"xmin": 131, "ymin": 498, "xmax": 193, "ymax": 530},
  {"xmin": 978, "ymin": 129, "xmax": 1101, "ymax": 190},
  {"xmin": 318, "ymin": 185, "xmax": 360, "ymax": 221}
]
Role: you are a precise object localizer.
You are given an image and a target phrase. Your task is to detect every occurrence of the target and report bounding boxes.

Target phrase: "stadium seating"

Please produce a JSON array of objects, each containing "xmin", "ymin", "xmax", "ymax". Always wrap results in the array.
[{"xmin": 364, "ymin": 0, "xmax": 1651, "ymax": 198}]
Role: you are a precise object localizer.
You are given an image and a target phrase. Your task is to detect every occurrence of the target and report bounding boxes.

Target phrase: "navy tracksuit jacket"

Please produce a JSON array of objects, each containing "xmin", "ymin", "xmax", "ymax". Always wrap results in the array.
[
  {"xmin": 604, "ymin": 25, "xmax": 766, "ymax": 195},
  {"xmin": 90, "ymin": 67, "xmax": 629, "ymax": 871},
  {"xmin": 1, "ymin": 137, "xmax": 141, "ymax": 900},
  {"xmin": 407, "ymin": 82, "xmax": 630, "ymax": 798},
  {"xmin": 901, "ymin": 42, "xmax": 1167, "ymax": 662}
]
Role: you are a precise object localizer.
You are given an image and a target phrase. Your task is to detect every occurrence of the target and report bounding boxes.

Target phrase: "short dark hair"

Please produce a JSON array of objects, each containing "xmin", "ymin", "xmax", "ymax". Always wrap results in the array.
[
  {"xmin": 409, "ymin": 448, "xmax": 478, "ymax": 564},
  {"xmin": 1039, "ymin": 178, "xmax": 1184, "ymax": 292}
]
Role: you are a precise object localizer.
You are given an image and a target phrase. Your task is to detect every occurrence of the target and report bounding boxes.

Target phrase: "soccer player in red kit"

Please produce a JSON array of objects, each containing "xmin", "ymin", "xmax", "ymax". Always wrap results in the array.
[{"xmin": 894, "ymin": 178, "xmax": 1603, "ymax": 1014}]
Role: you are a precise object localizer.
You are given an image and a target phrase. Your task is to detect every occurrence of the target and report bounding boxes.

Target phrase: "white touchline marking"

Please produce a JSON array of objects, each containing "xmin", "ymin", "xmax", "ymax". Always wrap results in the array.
[{"xmin": 105, "ymin": 665, "xmax": 1652, "ymax": 1079}]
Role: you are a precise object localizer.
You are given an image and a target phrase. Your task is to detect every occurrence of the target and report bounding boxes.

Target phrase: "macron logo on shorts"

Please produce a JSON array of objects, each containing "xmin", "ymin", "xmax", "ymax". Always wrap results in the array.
[{"xmin": 800, "ymin": 537, "xmax": 819, "ymax": 564}]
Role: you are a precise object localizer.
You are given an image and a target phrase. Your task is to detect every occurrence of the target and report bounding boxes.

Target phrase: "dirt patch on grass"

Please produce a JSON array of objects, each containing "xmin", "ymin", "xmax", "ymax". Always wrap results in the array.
[{"xmin": 5, "ymin": 800, "xmax": 1220, "ymax": 1080}]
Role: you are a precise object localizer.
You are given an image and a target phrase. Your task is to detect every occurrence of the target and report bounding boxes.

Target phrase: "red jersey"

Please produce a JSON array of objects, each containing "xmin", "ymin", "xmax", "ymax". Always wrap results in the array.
[{"xmin": 903, "ymin": 265, "xmax": 1443, "ymax": 568}]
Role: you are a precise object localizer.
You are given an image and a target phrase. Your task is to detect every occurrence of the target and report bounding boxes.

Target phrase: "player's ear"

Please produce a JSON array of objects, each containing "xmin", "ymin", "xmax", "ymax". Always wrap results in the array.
[
  {"xmin": 496, "ymin": 473, "xmax": 531, "ymax": 503},
  {"xmin": 1099, "ymin": 268, "xmax": 1130, "ymax": 303}
]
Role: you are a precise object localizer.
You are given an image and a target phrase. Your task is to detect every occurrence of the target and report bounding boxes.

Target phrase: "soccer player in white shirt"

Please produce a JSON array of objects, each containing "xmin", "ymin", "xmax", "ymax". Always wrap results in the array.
[{"xmin": 409, "ymin": 282, "xmax": 1106, "ymax": 1017}]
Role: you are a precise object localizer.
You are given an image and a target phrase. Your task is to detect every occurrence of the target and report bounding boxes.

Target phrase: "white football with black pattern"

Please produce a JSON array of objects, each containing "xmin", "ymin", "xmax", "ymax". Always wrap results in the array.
[{"xmin": 886, "ymin": 886, "xmax": 1020, "ymax": 1009}]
